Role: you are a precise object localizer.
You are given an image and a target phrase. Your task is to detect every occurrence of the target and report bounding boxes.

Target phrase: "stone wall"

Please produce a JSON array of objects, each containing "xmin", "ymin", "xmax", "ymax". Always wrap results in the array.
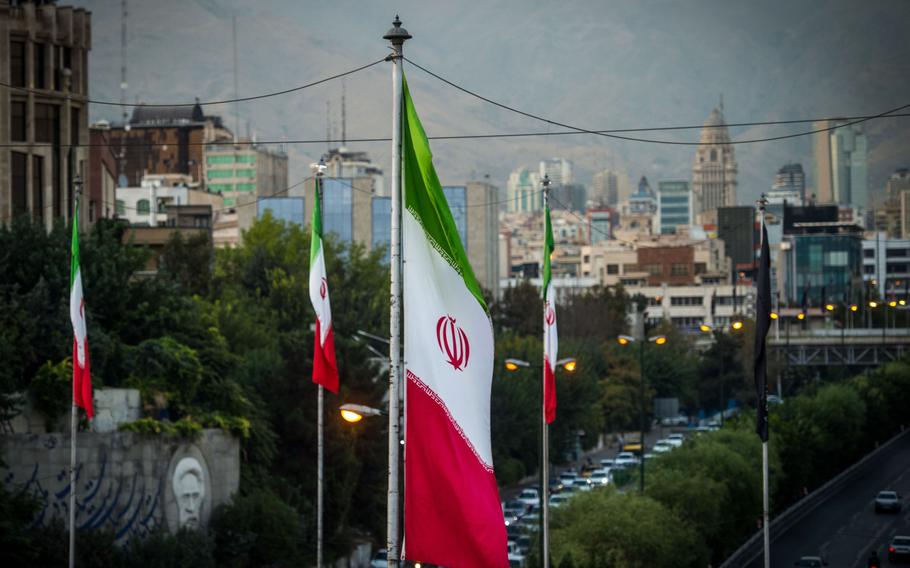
[{"xmin": 0, "ymin": 429, "xmax": 239, "ymax": 544}]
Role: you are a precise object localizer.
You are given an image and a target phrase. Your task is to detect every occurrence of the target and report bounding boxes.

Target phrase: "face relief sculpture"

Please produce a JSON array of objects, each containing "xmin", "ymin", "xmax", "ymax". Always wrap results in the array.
[{"xmin": 172, "ymin": 457, "xmax": 205, "ymax": 529}]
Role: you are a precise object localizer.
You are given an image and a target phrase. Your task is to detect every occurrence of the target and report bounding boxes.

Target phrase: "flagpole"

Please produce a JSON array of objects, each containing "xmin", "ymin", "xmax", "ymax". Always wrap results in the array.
[
  {"xmin": 541, "ymin": 176, "xmax": 551, "ymax": 568},
  {"xmin": 316, "ymin": 171, "xmax": 325, "ymax": 568},
  {"xmin": 69, "ymin": 175, "xmax": 83, "ymax": 568},
  {"xmin": 384, "ymin": 16, "xmax": 410, "ymax": 567},
  {"xmin": 758, "ymin": 198, "xmax": 771, "ymax": 568}
]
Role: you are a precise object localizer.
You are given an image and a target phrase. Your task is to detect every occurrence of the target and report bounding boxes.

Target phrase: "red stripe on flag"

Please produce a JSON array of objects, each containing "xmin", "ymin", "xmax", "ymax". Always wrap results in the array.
[
  {"xmin": 404, "ymin": 372, "xmax": 508, "ymax": 567},
  {"xmin": 544, "ymin": 358, "xmax": 557, "ymax": 424},
  {"xmin": 72, "ymin": 338, "xmax": 94, "ymax": 419},
  {"xmin": 312, "ymin": 318, "xmax": 339, "ymax": 393}
]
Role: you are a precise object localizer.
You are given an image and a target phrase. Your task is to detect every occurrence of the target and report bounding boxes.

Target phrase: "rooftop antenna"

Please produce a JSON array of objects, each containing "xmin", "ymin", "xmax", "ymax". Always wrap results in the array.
[
  {"xmin": 118, "ymin": 0, "xmax": 129, "ymax": 186},
  {"xmin": 232, "ymin": 14, "xmax": 239, "ymax": 143},
  {"xmin": 719, "ymin": 93, "xmax": 724, "ymax": 115},
  {"xmin": 325, "ymin": 100, "xmax": 332, "ymax": 152},
  {"xmin": 341, "ymin": 79, "xmax": 347, "ymax": 147}
]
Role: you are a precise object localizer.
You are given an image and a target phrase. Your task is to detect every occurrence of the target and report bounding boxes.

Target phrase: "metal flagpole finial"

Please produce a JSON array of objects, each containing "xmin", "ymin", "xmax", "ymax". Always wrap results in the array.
[
  {"xmin": 542, "ymin": 174, "xmax": 551, "ymax": 195},
  {"xmin": 310, "ymin": 157, "xmax": 327, "ymax": 179},
  {"xmin": 383, "ymin": 15, "xmax": 412, "ymax": 45},
  {"xmin": 756, "ymin": 193, "xmax": 768, "ymax": 212}
]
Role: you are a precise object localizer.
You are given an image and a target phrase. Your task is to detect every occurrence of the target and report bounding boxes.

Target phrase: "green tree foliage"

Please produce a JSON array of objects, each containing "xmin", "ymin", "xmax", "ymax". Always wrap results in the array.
[
  {"xmin": 641, "ymin": 321, "xmax": 699, "ymax": 409},
  {"xmin": 492, "ymin": 280, "xmax": 542, "ymax": 336},
  {"xmin": 210, "ymin": 488, "xmax": 303, "ymax": 568},
  {"xmin": 549, "ymin": 489, "xmax": 707, "ymax": 568},
  {"xmin": 696, "ymin": 330, "xmax": 746, "ymax": 412}
]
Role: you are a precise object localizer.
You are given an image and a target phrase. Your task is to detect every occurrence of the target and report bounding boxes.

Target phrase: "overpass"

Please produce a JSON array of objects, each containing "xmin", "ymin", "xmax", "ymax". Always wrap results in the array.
[{"xmin": 770, "ymin": 328, "xmax": 910, "ymax": 366}]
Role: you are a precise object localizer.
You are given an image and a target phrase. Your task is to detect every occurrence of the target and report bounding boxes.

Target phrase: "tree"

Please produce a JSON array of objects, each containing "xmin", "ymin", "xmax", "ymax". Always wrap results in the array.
[
  {"xmin": 492, "ymin": 279, "xmax": 542, "ymax": 336},
  {"xmin": 696, "ymin": 330, "xmax": 746, "ymax": 414}
]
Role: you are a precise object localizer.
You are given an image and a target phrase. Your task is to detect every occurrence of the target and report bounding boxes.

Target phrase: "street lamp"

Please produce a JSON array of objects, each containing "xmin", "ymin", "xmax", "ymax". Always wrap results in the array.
[
  {"xmin": 616, "ymin": 334, "xmax": 666, "ymax": 494},
  {"xmin": 339, "ymin": 403, "xmax": 385, "ymax": 423},
  {"xmin": 699, "ymin": 320, "xmax": 742, "ymax": 428},
  {"xmin": 769, "ymin": 312, "xmax": 779, "ymax": 320},
  {"xmin": 731, "ymin": 320, "xmax": 744, "ymax": 331}
]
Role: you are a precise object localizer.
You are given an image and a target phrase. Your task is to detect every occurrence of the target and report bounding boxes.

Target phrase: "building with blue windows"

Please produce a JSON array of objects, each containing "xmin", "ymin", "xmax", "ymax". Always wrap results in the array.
[
  {"xmin": 657, "ymin": 181, "xmax": 691, "ymax": 234},
  {"xmin": 258, "ymin": 197, "xmax": 305, "ymax": 226},
  {"xmin": 442, "ymin": 186, "xmax": 468, "ymax": 246},
  {"xmin": 371, "ymin": 196, "xmax": 391, "ymax": 264}
]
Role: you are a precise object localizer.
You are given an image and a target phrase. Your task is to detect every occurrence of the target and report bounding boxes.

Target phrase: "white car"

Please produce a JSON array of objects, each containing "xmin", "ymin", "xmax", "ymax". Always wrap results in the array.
[
  {"xmin": 558, "ymin": 472, "xmax": 577, "ymax": 487},
  {"xmin": 507, "ymin": 541, "xmax": 526, "ymax": 567},
  {"xmin": 660, "ymin": 413, "xmax": 688, "ymax": 426},
  {"xmin": 599, "ymin": 458, "xmax": 615, "ymax": 469},
  {"xmin": 614, "ymin": 452, "xmax": 639, "ymax": 467},
  {"xmin": 652, "ymin": 441, "xmax": 674, "ymax": 454},
  {"xmin": 575, "ymin": 480, "xmax": 593, "ymax": 492},
  {"xmin": 517, "ymin": 488, "xmax": 540, "ymax": 509},
  {"xmin": 549, "ymin": 493, "xmax": 571, "ymax": 508},
  {"xmin": 665, "ymin": 433, "xmax": 685, "ymax": 448},
  {"xmin": 588, "ymin": 470, "xmax": 610, "ymax": 487}
]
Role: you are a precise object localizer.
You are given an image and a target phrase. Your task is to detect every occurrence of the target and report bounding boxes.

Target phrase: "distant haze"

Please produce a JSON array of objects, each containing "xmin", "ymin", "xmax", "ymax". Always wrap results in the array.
[{"xmin": 78, "ymin": 0, "xmax": 910, "ymax": 205}]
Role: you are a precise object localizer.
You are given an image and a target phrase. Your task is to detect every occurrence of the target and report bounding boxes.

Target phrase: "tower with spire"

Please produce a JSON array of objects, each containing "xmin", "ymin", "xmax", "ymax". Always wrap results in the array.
[{"xmin": 692, "ymin": 102, "xmax": 737, "ymax": 223}]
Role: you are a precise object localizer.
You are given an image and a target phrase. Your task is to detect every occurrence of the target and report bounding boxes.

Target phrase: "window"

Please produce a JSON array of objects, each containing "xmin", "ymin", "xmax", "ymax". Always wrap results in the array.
[
  {"xmin": 34, "ymin": 103, "xmax": 59, "ymax": 144},
  {"xmin": 236, "ymin": 183, "xmax": 256, "ymax": 192},
  {"xmin": 11, "ymin": 101, "xmax": 26, "ymax": 141},
  {"xmin": 71, "ymin": 107, "xmax": 80, "ymax": 146},
  {"xmin": 886, "ymin": 248, "xmax": 909, "ymax": 258},
  {"xmin": 670, "ymin": 263, "xmax": 689, "ymax": 276},
  {"xmin": 32, "ymin": 155, "xmax": 44, "ymax": 222},
  {"xmin": 207, "ymin": 155, "xmax": 234, "ymax": 164},
  {"xmin": 116, "ymin": 200, "xmax": 126, "ymax": 215},
  {"xmin": 323, "ymin": 178, "xmax": 353, "ymax": 242},
  {"xmin": 10, "ymin": 40, "xmax": 26, "ymax": 87},
  {"xmin": 11, "ymin": 152, "xmax": 27, "ymax": 215},
  {"xmin": 136, "ymin": 199, "xmax": 150, "ymax": 215},
  {"xmin": 623, "ymin": 264, "xmax": 640, "ymax": 274},
  {"xmin": 442, "ymin": 186, "xmax": 468, "ymax": 248},
  {"xmin": 34, "ymin": 43, "xmax": 46, "ymax": 89},
  {"xmin": 648, "ymin": 297, "xmax": 663, "ymax": 306},
  {"xmin": 887, "ymin": 263, "xmax": 908, "ymax": 273},
  {"xmin": 809, "ymin": 244, "xmax": 823, "ymax": 271},
  {"xmin": 694, "ymin": 262, "xmax": 707, "ymax": 275},
  {"xmin": 208, "ymin": 183, "xmax": 233, "ymax": 193},
  {"xmin": 235, "ymin": 154, "xmax": 256, "ymax": 163},
  {"xmin": 208, "ymin": 170, "xmax": 234, "ymax": 178},
  {"xmin": 864, "ymin": 249, "xmax": 875, "ymax": 258},
  {"xmin": 607, "ymin": 264, "xmax": 619, "ymax": 275},
  {"xmin": 645, "ymin": 264, "xmax": 662, "ymax": 276},
  {"xmin": 671, "ymin": 296, "xmax": 703, "ymax": 306},
  {"xmin": 235, "ymin": 168, "xmax": 255, "ymax": 178},
  {"xmin": 710, "ymin": 149, "xmax": 717, "ymax": 162}
]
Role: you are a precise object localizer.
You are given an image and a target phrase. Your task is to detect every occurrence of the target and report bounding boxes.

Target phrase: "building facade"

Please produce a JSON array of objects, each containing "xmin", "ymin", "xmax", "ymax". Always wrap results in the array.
[
  {"xmin": 1, "ymin": 1, "xmax": 91, "ymax": 229},
  {"xmin": 587, "ymin": 207, "xmax": 616, "ymax": 244},
  {"xmin": 863, "ymin": 233, "xmax": 910, "ymax": 299},
  {"xmin": 203, "ymin": 141, "xmax": 288, "ymax": 206},
  {"xmin": 506, "ymin": 166, "xmax": 542, "ymax": 213},
  {"xmin": 717, "ymin": 206, "xmax": 755, "ymax": 270},
  {"xmin": 591, "ymin": 168, "xmax": 619, "ymax": 206},
  {"xmin": 692, "ymin": 106, "xmax": 737, "ymax": 222},
  {"xmin": 657, "ymin": 180, "xmax": 691, "ymax": 234},
  {"xmin": 324, "ymin": 147, "xmax": 384, "ymax": 197},
  {"xmin": 116, "ymin": 174, "xmax": 223, "ymax": 226},
  {"xmin": 813, "ymin": 120, "xmax": 868, "ymax": 208},
  {"xmin": 539, "ymin": 157, "xmax": 573, "ymax": 188},
  {"xmin": 772, "ymin": 163, "xmax": 806, "ymax": 201}
]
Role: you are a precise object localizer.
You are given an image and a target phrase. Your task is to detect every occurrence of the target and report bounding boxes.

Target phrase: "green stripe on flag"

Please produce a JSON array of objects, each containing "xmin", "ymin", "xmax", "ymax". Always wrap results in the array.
[
  {"xmin": 401, "ymin": 74, "xmax": 487, "ymax": 313},
  {"xmin": 310, "ymin": 177, "xmax": 323, "ymax": 259},
  {"xmin": 543, "ymin": 205, "xmax": 553, "ymax": 296},
  {"xmin": 70, "ymin": 198, "xmax": 80, "ymax": 288}
]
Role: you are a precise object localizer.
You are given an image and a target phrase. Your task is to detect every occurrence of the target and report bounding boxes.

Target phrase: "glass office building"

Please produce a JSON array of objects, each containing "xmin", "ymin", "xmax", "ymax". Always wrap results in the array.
[
  {"xmin": 784, "ymin": 233, "xmax": 863, "ymax": 304},
  {"xmin": 658, "ymin": 181, "xmax": 691, "ymax": 234},
  {"xmin": 322, "ymin": 178, "xmax": 353, "ymax": 242},
  {"xmin": 372, "ymin": 196, "xmax": 391, "ymax": 264},
  {"xmin": 258, "ymin": 197, "xmax": 305, "ymax": 226},
  {"xmin": 442, "ymin": 186, "xmax": 468, "ymax": 249}
]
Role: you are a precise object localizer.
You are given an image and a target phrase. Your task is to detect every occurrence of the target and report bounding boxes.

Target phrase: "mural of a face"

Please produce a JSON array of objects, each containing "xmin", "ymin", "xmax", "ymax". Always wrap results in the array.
[{"xmin": 172, "ymin": 457, "xmax": 205, "ymax": 529}]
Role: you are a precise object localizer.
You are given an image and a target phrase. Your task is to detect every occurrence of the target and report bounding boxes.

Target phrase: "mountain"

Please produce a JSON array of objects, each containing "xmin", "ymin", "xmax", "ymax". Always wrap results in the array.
[{"xmin": 77, "ymin": 0, "xmax": 910, "ymax": 206}]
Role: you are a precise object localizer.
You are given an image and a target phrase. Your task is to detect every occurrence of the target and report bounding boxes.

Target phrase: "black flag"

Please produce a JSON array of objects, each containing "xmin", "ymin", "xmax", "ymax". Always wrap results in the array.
[{"xmin": 753, "ymin": 218, "xmax": 771, "ymax": 442}]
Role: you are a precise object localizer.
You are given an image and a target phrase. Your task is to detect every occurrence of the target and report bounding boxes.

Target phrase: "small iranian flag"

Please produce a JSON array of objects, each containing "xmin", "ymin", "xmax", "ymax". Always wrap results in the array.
[
  {"xmin": 69, "ymin": 202, "xmax": 93, "ymax": 419},
  {"xmin": 401, "ymin": 74, "xmax": 507, "ymax": 567},
  {"xmin": 309, "ymin": 178, "xmax": 339, "ymax": 393},
  {"xmin": 543, "ymin": 205, "xmax": 558, "ymax": 424}
]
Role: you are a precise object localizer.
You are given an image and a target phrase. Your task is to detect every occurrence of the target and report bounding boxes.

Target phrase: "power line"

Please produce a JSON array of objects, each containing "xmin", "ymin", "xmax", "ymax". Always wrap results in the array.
[
  {"xmin": 0, "ymin": 57, "xmax": 388, "ymax": 108},
  {"xmin": 403, "ymin": 57, "xmax": 910, "ymax": 146}
]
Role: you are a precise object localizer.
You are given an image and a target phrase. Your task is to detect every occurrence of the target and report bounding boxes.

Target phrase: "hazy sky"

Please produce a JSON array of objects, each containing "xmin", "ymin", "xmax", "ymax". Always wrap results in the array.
[{"xmin": 77, "ymin": 0, "xmax": 910, "ymax": 205}]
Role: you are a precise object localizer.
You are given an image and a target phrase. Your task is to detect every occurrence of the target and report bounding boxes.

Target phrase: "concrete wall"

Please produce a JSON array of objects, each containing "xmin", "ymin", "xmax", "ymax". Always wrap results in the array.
[{"xmin": 1, "ymin": 429, "xmax": 239, "ymax": 543}]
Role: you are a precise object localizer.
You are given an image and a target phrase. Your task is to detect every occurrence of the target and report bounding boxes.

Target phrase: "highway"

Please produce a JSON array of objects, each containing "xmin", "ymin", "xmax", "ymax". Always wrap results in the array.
[{"xmin": 747, "ymin": 430, "xmax": 910, "ymax": 567}]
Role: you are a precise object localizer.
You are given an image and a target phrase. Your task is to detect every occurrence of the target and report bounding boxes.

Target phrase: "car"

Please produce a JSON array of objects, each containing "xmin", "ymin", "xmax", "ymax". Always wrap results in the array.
[
  {"xmin": 506, "ymin": 523, "xmax": 524, "ymax": 541},
  {"xmin": 515, "ymin": 534, "xmax": 531, "ymax": 555},
  {"xmin": 767, "ymin": 394, "xmax": 783, "ymax": 405},
  {"xmin": 665, "ymin": 433, "xmax": 685, "ymax": 447},
  {"xmin": 518, "ymin": 488, "xmax": 540, "ymax": 509},
  {"xmin": 600, "ymin": 458, "xmax": 615, "ymax": 469},
  {"xmin": 875, "ymin": 490, "xmax": 902, "ymax": 513},
  {"xmin": 660, "ymin": 413, "xmax": 688, "ymax": 426},
  {"xmin": 642, "ymin": 452, "xmax": 655, "ymax": 460},
  {"xmin": 889, "ymin": 535, "xmax": 910, "ymax": 562},
  {"xmin": 575, "ymin": 480, "xmax": 593, "ymax": 492},
  {"xmin": 548, "ymin": 479, "xmax": 564, "ymax": 494},
  {"xmin": 614, "ymin": 452, "xmax": 639, "ymax": 467},
  {"xmin": 588, "ymin": 470, "xmax": 610, "ymax": 487},
  {"xmin": 549, "ymin": 493, "xmax": 571, "ymax": 508},
  {"xmin": 580, "ymin": 463, "xmax": 598, "ymax": 478},
  {"xmin": 520, "ymin": 511, "xmax": 540, "ymax": 531},
  {"xmin": 794, "ymin": 556, "xmax": 827, "ymax": 567},
  {"xmin": 504, "ymin": 499, "xmax": 528, "ymax": 516},
  {"xmin": 369, "ymin": 549, "xmax": 388, "ymax": 568},
  {"xmin": 653, "ymin": 441, "xmax": 674, "ymax": 454}
]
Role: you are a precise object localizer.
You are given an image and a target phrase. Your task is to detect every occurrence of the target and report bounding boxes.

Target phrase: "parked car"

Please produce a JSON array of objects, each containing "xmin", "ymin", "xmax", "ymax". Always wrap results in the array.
[
  {"xmin": 875, "ymin": 490, "xmax": 902, "ymax": 513},
  {"xmin": 549, "ymin": 493, "xmax": 571, "ymax": 508},
  {"xmin": 518, "ymin": 488, "xmax": 540, "ymax": 509},
  {"xmin": 599, "ymin": 458, "xmax": 615, "ymax": 469},
  {"xmin": 794, "ymin": 556, "xmax": 827, "ymax": 567},
  {"xmin": 559, "ymin": 472, "xmax": 577, "ymax": 488},
  {"xmin": 507, "ymin": 541, "xmax": 526, "ymax": 568},
  {"xmin": 889, "ymin": 535, "xmax": 910, "ymax": 562},
  {"xmin": 504, "ymin": 499, "xmax": 528, "ymax": 517},
  {"xmin": 614, "ymin": 452, "xmax": 639, "ymax": 467},
  {"xmin": 660, "ymin": 413, "xmax": 688, "ymax": 426},
  {"xmin": 665, "ymin": 433, "xmax": 685, "ymax": 447},
  {"xmin": 575, "ymin": 480, "xmax": 593, "ymax": 492},
  {"xmin": 370, "ymin": 549, "xmax": 388, "ymax": 568},
  {"xmin": 515, "ymin": 534, "xmax": 531, "ymax": 556},
  {"xmin": 652, "ymin": 440, "xmax": 674, "ymax": 454}
]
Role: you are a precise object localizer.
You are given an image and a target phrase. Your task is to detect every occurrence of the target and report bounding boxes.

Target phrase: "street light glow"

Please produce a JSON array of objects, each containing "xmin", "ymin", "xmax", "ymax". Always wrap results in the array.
[
  {"xmin": 797, "ymin": 313, "xmax": 806, "ymax": 320},
  {"xmin": 901, "ymin": 300, "xmax": 907, "ymax": 306},
  {"xmin": 340, "ymin": 409, "xmax": 364, "ymax": 423},
  {"xmin": 339, "ymin": 403, "xmax": 383, "ymax": 423},
  {"xmin": 617, "ymin": 335, "xmax": 635, "ymax": 346},
  {"xmin": 651, "ymin": 335, "xmax": 667, "ymax": 345},
  {"xmin": 504, "ymin": 358, "xmax": 530, "ymax": 372},
  {"xmin": 699, "ymin": 323, "xmax": 712, "ymax": 332},
  {"xmin": 731, "ymin": 320, "xmax": 744, "ymax": 331},
  {"xmin": 825, "ymin": 304, "xmax": 835, "ymax": 312},
  {"xmin": 889, "ymin": 301, "xmax": 898, "ymax": 307},
  {"xmin": 850, "ymin": 304, "xmax": 858, "ymax": 312},
  {"xmin": 770, "ymin": 312, "xmax": 779, "ymax": 320},
  {"xmin": 869, "ymin": 300, "xmax": 878, "ymax": 308},
  {"xmin": 558, "ymin": 358, "xmax": 578, "ymax": 372}
]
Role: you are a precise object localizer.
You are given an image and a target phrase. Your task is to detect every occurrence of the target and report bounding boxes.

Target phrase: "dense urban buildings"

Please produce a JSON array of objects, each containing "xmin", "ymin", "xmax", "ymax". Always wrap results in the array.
[
  {"xmin": 657, "ymin": 180, "xmax": 692, "ymax": 234},
  {"xmin": 692, "ymin": 105, "xmax": 737, "ymax": 223},
  {"xmin": 506, "ymin": 166, "xmax": 542, "ymax": 213},
  {"xmin": 591, "ymin": 168, "xmax": 619, "ymax": 206},
  {"xmin": 1, "ymin": 1, "xmax": 91, "ymax": 228},
  {"xmin": 204, "ymin": 140, "xmax": 288, "ymax": 206},
  {"xmin": 324, "ymin": 146, "xmax": 385, "ymax": 196},
  {"xmin": 538, "ymin": 157, "xmax": 573, "ymax": 188},
  {"xmin": 813, "ymin": 120, "xmax": 868, "ymax": 208}
]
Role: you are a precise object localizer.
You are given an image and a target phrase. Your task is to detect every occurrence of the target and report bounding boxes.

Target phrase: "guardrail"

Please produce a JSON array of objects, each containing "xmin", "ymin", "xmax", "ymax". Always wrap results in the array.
[{"xmin": 720, "ymin": 426, "xmax": 910, "ymax": 568}]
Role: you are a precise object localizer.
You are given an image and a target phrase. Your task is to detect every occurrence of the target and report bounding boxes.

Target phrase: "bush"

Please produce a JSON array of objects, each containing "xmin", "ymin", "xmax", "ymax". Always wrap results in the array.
[
  {"xmin": 210, "ymin": 488, "xmax": 304, "ymax": 567},
  {"xmin": 30, "ymin": 359, "xmax": 72, "ymax": 431},
  {"xmin": 126, "ymin": 528, "xmax": 215, "ymax": 568}
]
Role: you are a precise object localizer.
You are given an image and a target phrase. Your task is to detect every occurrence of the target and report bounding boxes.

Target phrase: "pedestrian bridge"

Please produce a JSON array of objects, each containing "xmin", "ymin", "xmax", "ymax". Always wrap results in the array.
[{"xmin": 769, "ymin": 328, "xmax": 910, "ymax": 366}]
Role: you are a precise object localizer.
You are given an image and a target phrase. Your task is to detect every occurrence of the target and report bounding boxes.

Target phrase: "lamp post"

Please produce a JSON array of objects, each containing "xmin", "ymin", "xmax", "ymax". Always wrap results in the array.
[
  {"xmin": 616, "ymin": 334, "xmax": 666, "ymax": 494},
  {"xmin": 697, "ymin": 321, "xmax": 742, "ymax": 427},
  {"xmin": 503, "ymin": 356, "xmax": 577, "ymax": 566}
]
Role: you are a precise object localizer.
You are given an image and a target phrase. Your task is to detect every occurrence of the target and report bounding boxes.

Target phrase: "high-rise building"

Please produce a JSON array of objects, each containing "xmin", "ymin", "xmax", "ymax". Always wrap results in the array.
[
  {"xmin": 717, "ymin": 206, "xmax": 755, "ymax": 270},
  {"xmin": 657, "ymin": 180, "xmax": 691, "ymax": 235},
  {"xmin": 620, "ymin": 176, "xmax": 658, "ymax": 234},
  {"xmin": 204, "ymin": 141, "xmax": 288, "ymax": 207},
  {"xmin": 886, "ymin": 168, "xmax": 910, "ymax": 200},
  {"xmin": 771, "ymin": 163, "xmax": 806, "ymax": 201},
  {"xmin": 692, "ymin": 106, "xmax": 737, "ymax": 221},
  {"xmin": 587, "ymin": 208, "xmax": 616, "ymax": 244},
  {"xmin": 506, "ymin": 166, "xmax": 541, "ymax": 213},
  {"xmin": 591, "ymin": 169, "xmax": 619, "ymax": 206},
  {"xmin": 444, "ymin": 182, "xmax": 500, "ymax": 296},
  {"xmin": 551, "ymin": 183, "xmax": 587, "ymax": 212},
  {"xmin": 812, "ymin": 120, "xmax": 868, "ymax": 208},
  {"xmin": 539, "ymin": 158, "xmax": 573, "ymax": 188},
  {"xmin": 324, "ymin": 147, "xmax": 385, "ymax": 197},
  {"xmin": 1, "ymin": 1, "xmax": 91, "ymax": 229}
]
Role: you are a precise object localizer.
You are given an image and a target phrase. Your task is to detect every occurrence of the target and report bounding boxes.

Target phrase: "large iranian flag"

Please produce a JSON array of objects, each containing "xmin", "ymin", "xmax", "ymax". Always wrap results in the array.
[
  {"xmin": 309, "ymin": 178, "xmax": 339, "ymax": 393},
  {"xmin": 401, "ymin": 75, "xmax": 507, "ymax": 568},
  {"xmin": 543, "ymin": 205, "xmax": 558, "ymax": 423},
  {"xmin": 69, "ymin": 202, "xmax": 93, "ymax": 419}
]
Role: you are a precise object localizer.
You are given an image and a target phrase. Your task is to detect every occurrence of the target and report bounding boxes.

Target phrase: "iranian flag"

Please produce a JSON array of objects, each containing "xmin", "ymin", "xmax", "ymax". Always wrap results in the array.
[
  {"xmin": 69, "ymin": 202, "xmax": 93, "ymax": 419},
  {"xmin": 309, "ymin": 178, "xmax": 339, "ymax": 393},
  {"xmin": 543, "ymin": 205, "xmax": 558, "ymax": 423},
  {"xmin": 401, "ymin": 74, "xmax": 507, "ymax": 567}
]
